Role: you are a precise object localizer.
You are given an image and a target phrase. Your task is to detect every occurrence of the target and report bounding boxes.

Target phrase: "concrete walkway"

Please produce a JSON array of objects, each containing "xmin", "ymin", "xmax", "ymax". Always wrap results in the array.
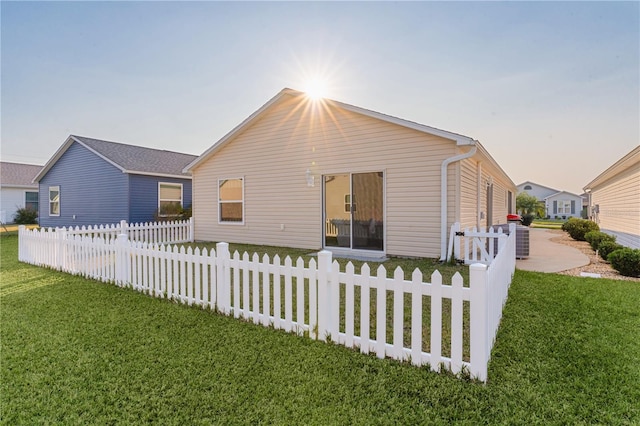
[{"xmin": 516, "ymin": 228, "xmax": 590, "ymax": 273}]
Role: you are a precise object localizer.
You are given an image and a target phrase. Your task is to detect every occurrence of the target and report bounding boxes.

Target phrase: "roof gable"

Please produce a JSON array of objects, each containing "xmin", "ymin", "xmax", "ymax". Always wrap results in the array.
[
  {"xmin": 516, "ymin": 181, "xmax": 559, "ymax": 194},
  {"xmin": 544, "ymin": 190, "xmax": 584, "ymax": 200},
  {"xmin": 185, "ymin": 88, "xmax": 477, "ymax": 172},
  {"xmin": 0, "ymin": 162, "xmax": 43, "ymax": 187},
  {"xmin": 35, "ymin": 135, "xmax": 198, "ymax": 182}
]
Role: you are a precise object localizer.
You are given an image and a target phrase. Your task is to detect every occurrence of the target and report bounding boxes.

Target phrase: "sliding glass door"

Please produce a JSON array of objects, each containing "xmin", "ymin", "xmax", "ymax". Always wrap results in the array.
[{"xmin": 324, "ymin": 172, "xmax": 384, "ymax": 251}]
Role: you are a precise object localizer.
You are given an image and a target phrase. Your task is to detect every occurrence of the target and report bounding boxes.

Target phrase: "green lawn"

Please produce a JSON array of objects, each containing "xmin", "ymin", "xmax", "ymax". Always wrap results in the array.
[
  {"xmin": 2, "ymin": 234, "xmax": 639, "ymax": 424},
  {"xmin": 531, "ymin": 219, "xmax": 565, "ymax": 229}
]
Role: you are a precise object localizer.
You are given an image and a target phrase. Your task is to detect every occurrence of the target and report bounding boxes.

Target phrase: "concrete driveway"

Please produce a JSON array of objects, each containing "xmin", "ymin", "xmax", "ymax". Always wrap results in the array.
[{"xmin": 516, "ymin": 228, "xmax": 589, "ymax": 273}]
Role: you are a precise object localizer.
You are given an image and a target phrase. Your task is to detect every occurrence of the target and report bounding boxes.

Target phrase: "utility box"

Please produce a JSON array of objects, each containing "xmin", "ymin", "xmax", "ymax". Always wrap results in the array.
[{"xmin": 499, "ymin": 218, "xmax": 530, "ymax": 259}]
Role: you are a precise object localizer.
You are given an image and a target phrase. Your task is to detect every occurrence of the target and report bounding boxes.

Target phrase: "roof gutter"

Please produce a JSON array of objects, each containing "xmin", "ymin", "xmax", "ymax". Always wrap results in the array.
[{"xmin": 440, "ymin": 144, "xmax": 478, "ymax": 261}]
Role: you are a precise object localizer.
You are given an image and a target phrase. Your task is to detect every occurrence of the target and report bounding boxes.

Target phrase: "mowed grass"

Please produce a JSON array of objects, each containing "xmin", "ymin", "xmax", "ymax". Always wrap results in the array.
[{"xmin": 2, "ymin": 234, "xmax": 639, "ymax": 424}]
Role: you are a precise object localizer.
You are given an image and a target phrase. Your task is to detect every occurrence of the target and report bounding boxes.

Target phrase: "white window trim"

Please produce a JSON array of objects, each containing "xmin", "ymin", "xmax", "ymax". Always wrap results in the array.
[
  {"xmin": 49, "ymin": 186, "xmax": 60, "ymax": 217},
  {"xmin": 158, "ymin": 182, "xmax": 184, "ymax": 216},
  {"xmin": 218, "ymin": 177, "xmax": 245, "ymax": 225}
]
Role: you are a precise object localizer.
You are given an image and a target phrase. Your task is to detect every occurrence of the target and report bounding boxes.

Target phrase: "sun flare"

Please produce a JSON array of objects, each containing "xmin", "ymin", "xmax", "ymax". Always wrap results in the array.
[{"xmin": 303, "ymin": 78, "xmax": 329, "ymax": 100}]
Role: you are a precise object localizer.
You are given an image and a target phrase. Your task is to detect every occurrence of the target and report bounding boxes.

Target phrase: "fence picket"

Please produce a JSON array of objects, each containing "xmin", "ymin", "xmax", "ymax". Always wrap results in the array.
[
  {"xmin": 375, "ymin": 264, "xmax": 386, "ymax": 359},
  {"xmin": 360, "ymin": 263, "xmax": 371, "ymax": 355},
  {"xmin": 430, "ymin": 271, "xmax": 443, "ymax": 372},
  {"xmin": 392, "ymin": 266, "xmax": 404, "ymax": 361},
  {"xmin": 284, "ymin": 256, "xmax": 293, "ymax": 333},
  {"xmin": 411, "ymin": 268, "xmax": 423, "ymax": 366}
]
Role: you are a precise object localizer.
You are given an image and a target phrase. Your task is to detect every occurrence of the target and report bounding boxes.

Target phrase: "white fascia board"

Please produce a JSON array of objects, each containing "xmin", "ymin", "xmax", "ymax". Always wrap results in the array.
[
  {"xmin": 329, "ymin": 99, "xmax": 476, "ymax": 145},
  {"xmin": 584, "ymin": 145, "xmax": 640, "ymax": 191}
]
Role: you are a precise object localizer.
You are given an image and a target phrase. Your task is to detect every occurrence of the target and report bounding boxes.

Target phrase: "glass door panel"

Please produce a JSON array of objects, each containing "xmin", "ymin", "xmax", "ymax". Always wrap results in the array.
[
  {"xmin": 324, "ymin": 174, "xmax": 351, "ymax": 248},
  {"xmin": 352, "ymin": 172, "xmax": 384, "ymax": 250},
  {"xmin": 324, "ymin": 172, "xmax": 384, "ymax": 251}
]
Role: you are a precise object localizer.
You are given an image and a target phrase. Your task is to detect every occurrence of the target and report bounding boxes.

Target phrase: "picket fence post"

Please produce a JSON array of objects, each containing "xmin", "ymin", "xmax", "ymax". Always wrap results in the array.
[
  {"xmin": 115, "ymin": 233, "xmax": 130, "ymax": 287},
  {"xmin": 469, "ymin": 262, "xmax": 489, "ymax": 382},
  {"xmin": 18, "ymin": 225, "xmax": 25, "ymax": 262},
  {"xmin": 54, "ymin": 227, "xmax": 65, "ymax": 271},
  {"xmin": 316, "ymin": 250, "xmax": 334, "ymax": 342},
  {"xmin": 120, "ymin": 220, "xmax": 128, "ymax": 238},
  {"xmin": 216, "ymin": 242, "xmax": 230, "ymax": 314},
  {"xmin": 189, "ymin": 217, "xmax": 195, "ymax": 242}
]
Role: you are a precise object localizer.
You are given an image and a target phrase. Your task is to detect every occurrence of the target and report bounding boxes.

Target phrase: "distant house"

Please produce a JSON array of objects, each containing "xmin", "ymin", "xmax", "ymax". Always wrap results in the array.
[
  {"xmin": 185, "ymin": 88, "xmax": 516, "ymax": 260},
  {"xmin": 0, "ymin": 162, "xmax": 43, "ymax": 224},
  {"xmin": 584, "ymin": 145, "xmax": 640, "ymax": 249},
  {"xmin": 516, "ymin": 181, "xmax": 583, "ymax": 219},
  {"xmin": 34, "ymin": 135, "xmax": 197, "ymax": 228}
]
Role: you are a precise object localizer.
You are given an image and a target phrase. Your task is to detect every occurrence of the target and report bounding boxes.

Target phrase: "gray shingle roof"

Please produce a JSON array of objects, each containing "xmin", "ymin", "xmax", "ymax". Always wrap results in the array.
[
  {"xmin": 0, "ymin": 162, "xmax": 43, "ymax": 187},
  {"xmin": 72, "ymin": 136, "xmax": 197, "ymax": 177}
]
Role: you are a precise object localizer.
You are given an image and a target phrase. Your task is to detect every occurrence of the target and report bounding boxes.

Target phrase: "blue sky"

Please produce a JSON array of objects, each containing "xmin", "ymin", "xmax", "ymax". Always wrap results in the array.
[{"xmin": 2, "ymin": 1, "xmax": 638, "ymax": 194}]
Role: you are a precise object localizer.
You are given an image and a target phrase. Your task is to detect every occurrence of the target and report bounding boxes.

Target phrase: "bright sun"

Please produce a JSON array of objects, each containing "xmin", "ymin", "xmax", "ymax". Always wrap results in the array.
[{"xmin": 303, "ymin": 78, "xmax": 329, "ymax": 100}]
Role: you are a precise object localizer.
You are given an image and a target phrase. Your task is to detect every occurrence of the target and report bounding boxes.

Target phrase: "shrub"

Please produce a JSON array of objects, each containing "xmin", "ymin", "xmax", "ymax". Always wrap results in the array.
[
  {"xmin": 521, "ymin": 213, "xmax": 535, "ymax": 227},
  {"xmin": 584, "ymin": 231, "xmax": 616, "ymax": 252},
  {"xmin": 12, "ymin": 207, "xmax": 38, "ymax": 224},
  {"xmin": 607, "ymin": 248, "xmax": 640, "ymax": 277},
  {"xmin": 153, "ymin": 204, "xmax": 192, "ymax": 222},
  {"xmin": 562, "ymin": 218, "xmax": 599, "ymax": 241},
  {"xmin": 598, "ymin": 240, "xmax": 624, "ymax": 261}
]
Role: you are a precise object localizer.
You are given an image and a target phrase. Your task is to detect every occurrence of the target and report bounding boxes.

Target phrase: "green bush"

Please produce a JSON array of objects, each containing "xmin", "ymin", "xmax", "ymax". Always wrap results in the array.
[
  {"xmin": 562, "ymin": 218, "xmax": 599, "ymax": 241},
  {"xmin": 598, "ymin": 240, "xmax": 624, "ymax": 261},
  {"xmin": 153, "ymin": 204, "xmax": 192, "ymax": 222},
  {"xmin": 12, "ymin": 207, "xmax": 38, "ymax": 224},
  {"xmin": 584, "ymin": 231, "xmax": 616, "ymax": 252},
  {"xmin": 607, "ymin": 248, "xmax": 640, "ymax": 278},
  {"xmin": 521, "ymin": 213, "xmax": 535, "ymax": 227}
]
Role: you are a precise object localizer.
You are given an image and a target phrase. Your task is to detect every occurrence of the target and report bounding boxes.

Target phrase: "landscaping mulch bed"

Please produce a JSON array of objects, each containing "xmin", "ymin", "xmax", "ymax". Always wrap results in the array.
[{"xmin": 549, "ymin": 229, "xmax": 639, "ymax": 282}]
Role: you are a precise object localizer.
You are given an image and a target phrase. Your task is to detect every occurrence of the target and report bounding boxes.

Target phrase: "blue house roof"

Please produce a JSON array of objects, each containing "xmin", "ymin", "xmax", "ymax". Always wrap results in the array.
[{"xmin": 34, "ymin": 135, "xmax": 198, "ymax": 182}]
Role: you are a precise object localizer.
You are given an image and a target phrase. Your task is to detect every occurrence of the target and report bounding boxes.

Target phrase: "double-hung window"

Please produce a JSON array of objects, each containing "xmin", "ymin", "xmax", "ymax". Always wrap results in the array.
[
  {"xmin": 218, "ymin": 178, "xmax": 244, "ymax": 223},
  {"xmin": 158, "ymin": 183, "xmax": 183, "ymax": 216},
  {"xmin": 49, "ymin": 186, "xmax": 60, "ymax": 216},
  {"xmin": 25, "ymin": 191, "xmax": 39, "ymax": 212},
  {"xmin": 557, "ymin": 200, "xmax": 572, "ymax": 214}
]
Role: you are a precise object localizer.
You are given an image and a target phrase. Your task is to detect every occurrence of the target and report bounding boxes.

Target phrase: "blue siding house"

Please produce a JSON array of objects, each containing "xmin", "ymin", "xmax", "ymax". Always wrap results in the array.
[{"xmin": 34, "ymin": 135, "xmax": 197, "ymax": 228}]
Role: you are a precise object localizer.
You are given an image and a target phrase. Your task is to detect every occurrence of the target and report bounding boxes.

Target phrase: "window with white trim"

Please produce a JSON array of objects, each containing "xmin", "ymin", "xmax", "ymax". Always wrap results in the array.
[
  {"xmin": 218, "ymin": 178, "xmax": 244, "ymax": 223},
  {"xmin": 158, "ymin": 182, "xmax": 183, "ymax": 216},
  {"xmin": 557, "ymin": 200, "xmax": 572, "ymax": 214},
  {"xmin": 49, "ymin": 186, "xmax": 60, "ymax": 216}
]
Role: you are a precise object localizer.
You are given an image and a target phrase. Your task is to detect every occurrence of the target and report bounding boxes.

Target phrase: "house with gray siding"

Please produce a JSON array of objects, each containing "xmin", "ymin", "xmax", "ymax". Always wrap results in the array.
[
  {"xmin": 34, "ymin": 135, "xmax": 197, "ymax": 228},
  {"xmin": 0, "ymin": 162, "xmax": 43, "ymax": 224},
  {"xmin": 517, "ymin": 181, "xmax": 583, "ymax": 219}
]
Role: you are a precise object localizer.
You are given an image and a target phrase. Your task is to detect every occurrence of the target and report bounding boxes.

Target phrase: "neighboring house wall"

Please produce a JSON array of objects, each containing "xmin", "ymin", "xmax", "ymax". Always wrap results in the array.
[
  {"xmin": 545, "ymin": 192, "xmax": 583, "ymax": 219},
  {"xmin": 38, "ymin": 142, "xmax": 129, "ymax": 228},
  {"xmin": 1, "ymin": 188, "xmax": 38, "ymax": 223},
  {"xmin": 129, "ymin": 174, "xmax": 193, "ymax": 224},
  {"xmin": 585, "ymin": 146, "xmax": 640, "ymax": 249},
  {"xmin": 517, "ymin": 182, "xmax": 558, "ymax": 200}
]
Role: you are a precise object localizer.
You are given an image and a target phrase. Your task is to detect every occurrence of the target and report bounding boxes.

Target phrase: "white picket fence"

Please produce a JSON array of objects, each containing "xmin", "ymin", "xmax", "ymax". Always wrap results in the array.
[
  {"xmin": 49, "ymin": 219, "xmax": 194, "ymax": 245},
  {"xmin": 18, "ymin": 223, "xmax": 516, "ymax": 382},
  {"xmin": 448, "ymin": 223, "xmax": 514, "ymax": 265}
]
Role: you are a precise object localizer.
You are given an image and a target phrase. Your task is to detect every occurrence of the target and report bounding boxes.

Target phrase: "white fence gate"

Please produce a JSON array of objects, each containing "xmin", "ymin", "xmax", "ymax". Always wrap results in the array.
[
  {"xmin": 18, "ymin": 222, "xmax": 516, "ymax": 382},
  {"xmin": 448, "ymin": 223, "xmax": 515, "ymax": 265}
]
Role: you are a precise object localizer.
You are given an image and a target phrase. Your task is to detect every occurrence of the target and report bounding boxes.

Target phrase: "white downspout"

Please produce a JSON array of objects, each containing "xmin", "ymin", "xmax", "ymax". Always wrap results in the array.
[{"xmin": 440, "ymin": 144, "xmax": 478, "ymax": 261}]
